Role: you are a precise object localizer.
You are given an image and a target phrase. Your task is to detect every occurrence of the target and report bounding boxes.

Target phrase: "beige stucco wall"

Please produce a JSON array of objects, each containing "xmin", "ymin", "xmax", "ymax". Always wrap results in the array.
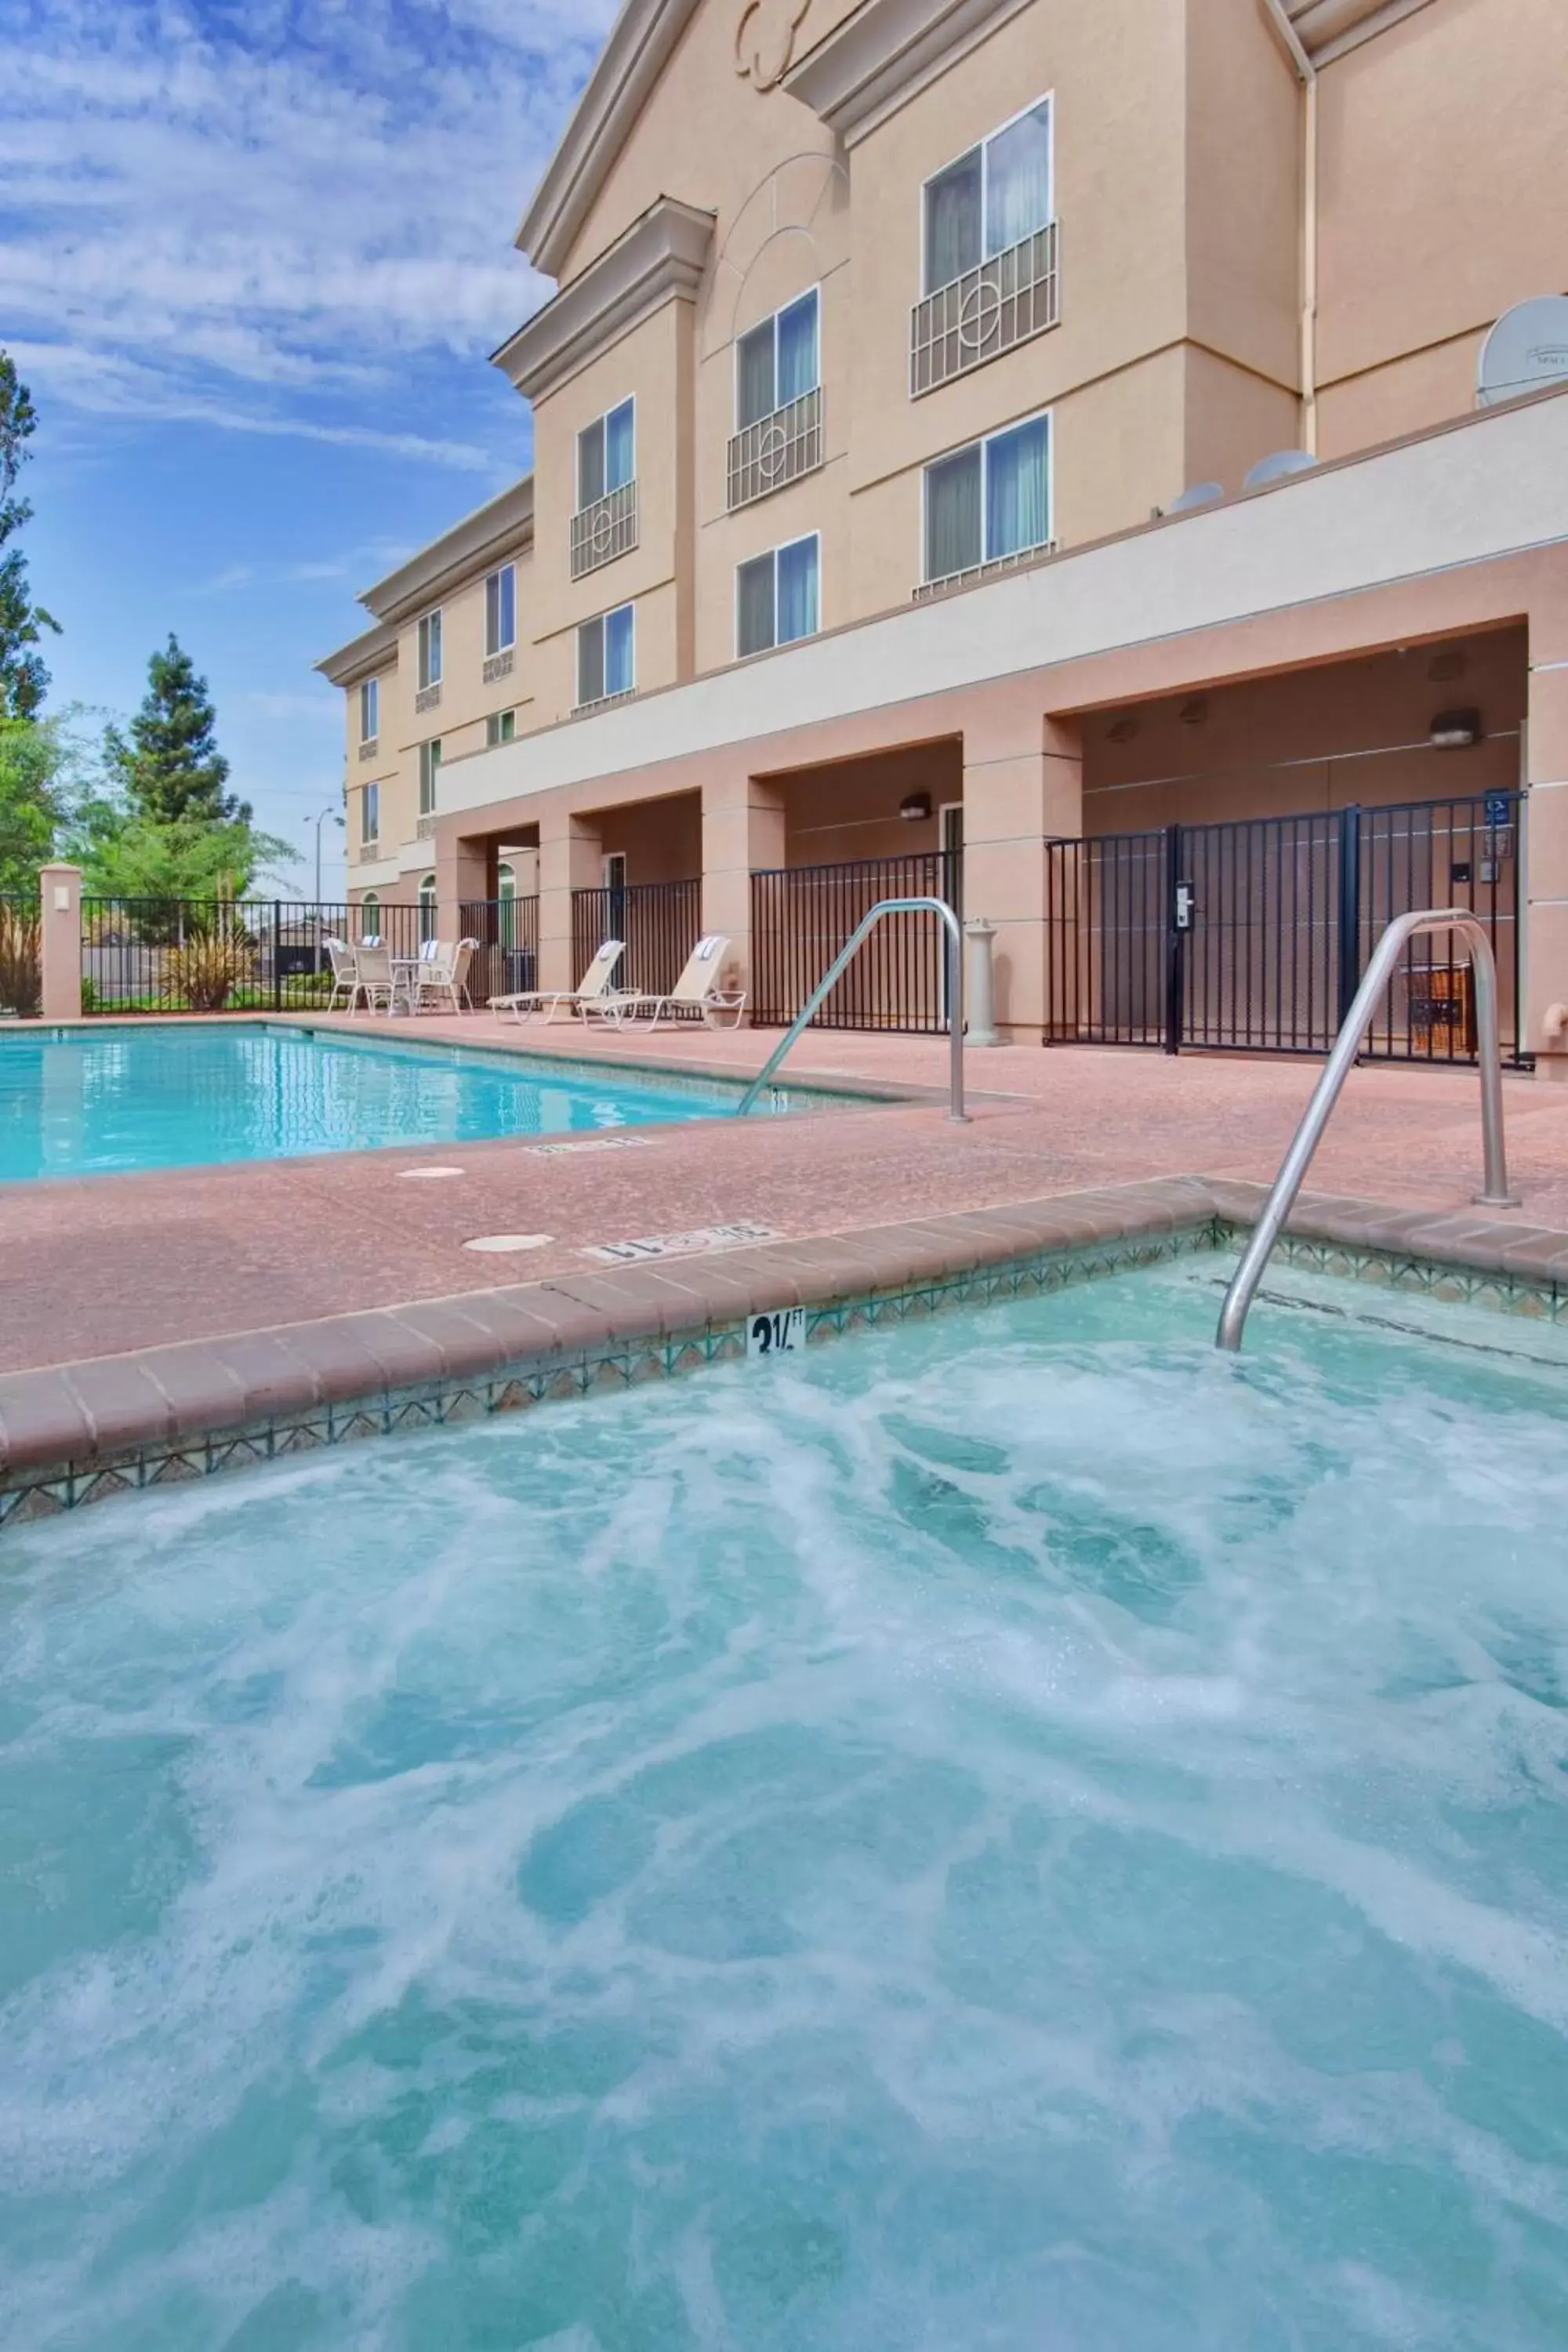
[{"xmin": 1315, "ymin": 0, "xmax": 1568, "ymax": 456}]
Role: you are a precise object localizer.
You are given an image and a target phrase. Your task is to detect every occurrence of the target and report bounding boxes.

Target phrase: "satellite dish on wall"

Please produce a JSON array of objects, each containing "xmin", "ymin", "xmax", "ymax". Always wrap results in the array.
[
  {"xmin": 1243, "ymin": 449, "xmax": 1317, "ymax": 491},
  {"xmin": 1167, "ymin": 481, "xmax": 1225, "ymax": 514},
  {"xmin": 1477, "ymin": 296, "xmax": 1568, "ymax": 407}
]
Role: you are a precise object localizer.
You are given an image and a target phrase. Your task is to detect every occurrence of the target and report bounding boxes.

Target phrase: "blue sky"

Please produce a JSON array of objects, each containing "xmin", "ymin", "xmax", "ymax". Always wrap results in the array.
[{"xmin": 1, "ymin": 0, "xmax": 618, "ymax": 894}]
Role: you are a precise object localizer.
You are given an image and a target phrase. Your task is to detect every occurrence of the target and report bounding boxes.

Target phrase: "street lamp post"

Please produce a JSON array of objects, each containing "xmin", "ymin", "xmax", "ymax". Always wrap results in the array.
[{"xmin": 307, "ymin": 804, "xmax": 345, "ymax": 906}]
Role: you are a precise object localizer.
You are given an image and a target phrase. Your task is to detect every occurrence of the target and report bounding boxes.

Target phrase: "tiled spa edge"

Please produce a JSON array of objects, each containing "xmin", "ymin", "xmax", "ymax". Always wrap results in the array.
[{"xmin": 5, "ymin": 1174, "xmax": 1567, "ymax": 1526}]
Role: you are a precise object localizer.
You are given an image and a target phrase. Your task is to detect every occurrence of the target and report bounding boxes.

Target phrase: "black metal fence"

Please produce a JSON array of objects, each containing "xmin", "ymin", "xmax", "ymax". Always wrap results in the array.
[
  {"xmin": 1, "ymin": 894, "xmax": 42, "ymax": 1018},
  {"xmin": 571, "ymin": 877, "xmax": 701, "ymax": 997},
  {"xmin": 460, "ymin": 895, "xmax": 539, "ymax": 1008},
  {"xmin": 78, "ymin": 898, "xmax": 424, "ymax": 1015},
  {"xmin": 750, "ymin": 849, "xmax": 962, "ymax": 1031},
  {"xmin": 1045, "ymin": 792, "xmax": 1523, "ymax": 1063}
]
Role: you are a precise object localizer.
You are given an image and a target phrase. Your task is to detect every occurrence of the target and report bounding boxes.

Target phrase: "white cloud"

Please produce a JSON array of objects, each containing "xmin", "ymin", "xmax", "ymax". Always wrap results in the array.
[{"xmin": 0, "ymin": 0, "xmax": 619, "ymax": 463}]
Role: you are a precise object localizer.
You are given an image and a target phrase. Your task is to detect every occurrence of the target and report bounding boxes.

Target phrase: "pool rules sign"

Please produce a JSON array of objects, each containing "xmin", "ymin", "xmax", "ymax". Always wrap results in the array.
[{"xmin": 748, "ymin": 1308, "xmax": 804, "ymax": 1359}]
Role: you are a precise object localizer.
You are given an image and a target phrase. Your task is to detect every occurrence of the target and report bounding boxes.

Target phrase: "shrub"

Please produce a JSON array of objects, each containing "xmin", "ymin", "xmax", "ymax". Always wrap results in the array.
[
  {"xmin": 164, "ymin": 926, "xmax": 257, "ymax": 1012},
  {"xmin": 0, "ymin": 902, "xmax": 42, "ymax": 1018}
]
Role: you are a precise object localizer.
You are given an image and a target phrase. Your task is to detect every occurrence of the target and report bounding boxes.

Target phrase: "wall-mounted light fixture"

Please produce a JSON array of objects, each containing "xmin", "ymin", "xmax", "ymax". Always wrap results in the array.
[
  {"xmin": 899, "ymin": 791, "xmax": 933, "ymax": 822},
  {"xmin": 1429, "ymin": 708, "xmax": 1481, "ymax": 749}
]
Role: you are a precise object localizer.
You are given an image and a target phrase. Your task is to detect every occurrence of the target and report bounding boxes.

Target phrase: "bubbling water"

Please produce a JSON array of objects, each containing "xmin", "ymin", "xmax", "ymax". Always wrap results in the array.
[{"xmin": 2, "ymin": 1261, "xmax": 1567, "ymax": 2350}]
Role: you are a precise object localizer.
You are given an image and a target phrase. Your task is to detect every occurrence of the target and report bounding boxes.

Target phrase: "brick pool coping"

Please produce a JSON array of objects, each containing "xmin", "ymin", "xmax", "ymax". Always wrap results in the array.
[{"xmin": 7, "ymin": 1173, "xmax": 1568, "ymax": 1527}]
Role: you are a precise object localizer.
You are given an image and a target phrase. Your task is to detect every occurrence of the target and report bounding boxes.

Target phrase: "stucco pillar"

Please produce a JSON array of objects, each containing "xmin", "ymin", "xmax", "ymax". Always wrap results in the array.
[
  {"xmin": 1523, "ymin": 597, "xmax": 1568, "ymax": 1080},
  {"xmin": 538, "ymin": 811, "xmax": 603, "ymax": 993},
  {"xmin": 436, "ymin": 832, "xmax": 491, "ymax": 947},
  {"xmin": 38, "ymin": 862, "xmax": 82, "ymax": 1022},
  {"xmin": 960, "ymin": 708, "xmax": 1083, "ymax": 1042},
  {"xmin": 702, "ymin": 773, "xmax": 785, "ymax": 1021}
]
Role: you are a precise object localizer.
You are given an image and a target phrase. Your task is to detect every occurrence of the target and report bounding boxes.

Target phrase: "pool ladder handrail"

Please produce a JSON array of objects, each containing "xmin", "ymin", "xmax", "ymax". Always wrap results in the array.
[
  {"xmin": 1216, "ymin": 908, "xmax": 1519, "ymax": 1352},
  {"xmin": 737, "ymin": 896, "xmax": 968, "ymax": 1122}
]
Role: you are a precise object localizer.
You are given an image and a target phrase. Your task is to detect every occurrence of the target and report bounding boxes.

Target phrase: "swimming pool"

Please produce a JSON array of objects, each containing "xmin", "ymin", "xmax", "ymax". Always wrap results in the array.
[
  {"xmin": 3, "ymin": 1259, "xmax": 1566, "ymax": 2349},
  {"xmin": 1, "ymin": 1022, "xmax": 795, "ymax": 1179}
]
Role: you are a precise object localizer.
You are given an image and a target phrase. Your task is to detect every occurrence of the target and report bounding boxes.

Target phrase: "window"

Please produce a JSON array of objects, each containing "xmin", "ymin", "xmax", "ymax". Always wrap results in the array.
[
  {"xmin": 417, "ymin": 608, "xmax": 443, "ymax": 691},
  {"xmin": 924, "ymin": 99, "xmax": 1052, "ymax": 292},
  {"xmin": 361, "ymin": 782, "xmax": 379, "ymax": 844},
  {"xmin": 496, "ymin": 861, "xmax": 515, "ymax": 903},
  {"xmin": 737, "ymin": 290, "xmax": 819, "ymax": 431},
  {"xmin": 736, "ymin": 535, "xmax": 820, "ymax": 659},
  {"xmin": 485, "ymin": 709, "xmax": 516, "ymax": 748},
  {"xmin": 577, "ymin": 604, "xmax": 635, "ymax": 708},
  {"xmin": 358, "ymin": 677, "xmax": 378, "ymax": 742},
  {"xmin": 418, "ymin": 738, "xmax": 442, "ymax": 816},
  {"xmin": 578, "ymin": 399, "xmax": 635, "ymax": 510},
  {"xmin": 417, "ymin": 873, "xmax": 437, "ymax": 943},
  {"xmin": 360, "ymin": 892, "xmax": 380, "ymax": 939},
  {"xmin": 924, "ymin": 414, "xmax": 1051, "ymax": 583},
  {"xmin": 485, "ymin": 564, "xmax": 516, "ymax": 658}
]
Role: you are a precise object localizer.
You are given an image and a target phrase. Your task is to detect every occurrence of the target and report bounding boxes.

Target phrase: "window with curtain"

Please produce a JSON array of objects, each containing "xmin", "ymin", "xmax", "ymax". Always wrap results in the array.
[
  {"xmin": 360, "ymin": 893, "xmax": 379, "ymax": 939},
  {"xmin": 416, "ymin": 611, "xmax": 442, "ymax": 690},
  {"xmin": 577, "ymin": 604, "xmax": 636, "ymax": 706},
  {"xmin": 736, "ymin": 289, "xmax": 819, "ymax": 430},
  {"xmin": 361, "ymin": 784, "xmax": 379, "ymax": 844},
  {"xmin": 485, "ymin": 564, "xmax": 516, "ymax": 655},
  {"xmin": 358, "ymin": 677, "xmax": 378, "ymax": 742},
  {"xmin": 578, "ymin": 399, "xmax": 636, "ymax": 510},
  {"xmin": 417, "ymin": 876, "xmax": 437, "ymax": 942},
  {"xmin": 485, "ymin": 709, "xmax": 516, "ymax": 748},
  {"xmin": 924, "ymin": 416, "xmax": 1050, "ymax": 583},
  {"xmin": 923, "ymin": 99, "xmax": 1053, "ymax": 292},
  {"xmin": 736, "ymin": 536, "xmax": 819, "ymax": 658},
  {"xmin": 418, "ymin": 738, "xmax": 442, "ymax": 816}
]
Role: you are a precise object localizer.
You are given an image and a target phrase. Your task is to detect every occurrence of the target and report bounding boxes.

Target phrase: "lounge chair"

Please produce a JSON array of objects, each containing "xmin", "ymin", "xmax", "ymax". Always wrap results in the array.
[
  {"xmin": 584, "ymin": 934, "xmax": 746, "ymax": 1029},
  {"xmin": 410, "ymin": 938, "xmax": 479, "ymax": 1015},
  {"xmin": 492, "ymin": 939, "xmax": 628, "ymax": 1025}
]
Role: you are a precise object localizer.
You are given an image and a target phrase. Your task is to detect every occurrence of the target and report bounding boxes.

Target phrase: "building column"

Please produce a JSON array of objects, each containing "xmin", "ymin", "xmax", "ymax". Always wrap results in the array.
[
  {"xmin": 437, "ymin": 832, "xmax": 491, "ymax": 946},
  {"xmin": 702, "ymin": 773, "xmax": 785, "ymax": 1020},
  {"xmin": 960, "ymin": 710, "xmax": 1082, "ymax": 1042},
  {"xmin": 38, "ymin": 862, "xmax": 82, "ymax": 1022},
  {"xmin": 538, "ymin": 810, "xmax": 603, "ymax": 994},
  {"xmin": 1525, "ymin": 592, "xmax": 1568, "ymax": 1080}
]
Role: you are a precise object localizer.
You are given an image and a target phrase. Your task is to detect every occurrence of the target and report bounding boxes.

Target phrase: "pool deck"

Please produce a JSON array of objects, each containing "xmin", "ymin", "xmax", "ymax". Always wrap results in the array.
[{"xmin": 7, "ymin": 1012, "xmax": 1568, "ymax": 1519}]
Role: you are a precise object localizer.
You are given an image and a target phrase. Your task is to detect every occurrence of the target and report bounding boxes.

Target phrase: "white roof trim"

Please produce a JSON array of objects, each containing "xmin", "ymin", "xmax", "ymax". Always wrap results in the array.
[
  {"xmin": 492, "ymin": 198, "xmax": 714, "ymax": 408},
  {"xmin": 784, "ymin": 0, "xmax": 1032, "ymax": 145},
  {"xmin": 517, "ymin": 0, "xmax": 704, "ymax": 281},
  {"xmin": 1287, "ymin": 0, "xmax": 1438, "ymax": 64},
  {"xmin": 315, "ymin": 619, "xmax": 399, "ymax": 688},
  {"xmin": 359, "ymin": 478, "xmax": 535, "ymax": 628}
]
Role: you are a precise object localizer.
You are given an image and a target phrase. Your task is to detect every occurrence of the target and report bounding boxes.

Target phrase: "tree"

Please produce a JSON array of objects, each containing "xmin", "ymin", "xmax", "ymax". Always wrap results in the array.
[
  {"xmin": 0, "ymin": 716, "xmax": 67, "ymax": 895},
  {"xmin": 0, "ymin": 352, "xmax": 60, "ymax": 720},
  {"xmin": 109, "ymin": 634, "xmax": 251, "ymax": 826},
  {"xmin": 70, "ymin": 806, "xmax": 296, "ymax": 906}
]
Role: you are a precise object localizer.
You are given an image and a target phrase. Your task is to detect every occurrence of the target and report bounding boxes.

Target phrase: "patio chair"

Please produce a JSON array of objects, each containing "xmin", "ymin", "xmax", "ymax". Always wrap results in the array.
[
  {"xmin": 324, "ymin": 937, "xmax": 357, "ymax": 1012},
  {"xmin": 349, "ymin": 942, "xmax": 394, "ymax": 1015},
  {"xmin": 410, "ymin": 938, "xmax": 479, "ymax": 1015},
  {"xmin": 584, "ymin": 934, "xmax": 746, "ymax": 1030},
  {"xmin": 492, "ymin": 939, "xmax": 629, "ymax": 1025}
]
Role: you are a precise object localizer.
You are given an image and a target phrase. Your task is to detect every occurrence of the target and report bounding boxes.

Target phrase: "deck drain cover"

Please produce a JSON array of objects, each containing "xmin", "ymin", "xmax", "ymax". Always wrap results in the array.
[
  {"xmin": 400, "ymin": 1166, "xmax": 466, "ymax": 1180},
  {"xmin": 462, "ymin": 1232, "xmax": 554, "ymax": 1254}
]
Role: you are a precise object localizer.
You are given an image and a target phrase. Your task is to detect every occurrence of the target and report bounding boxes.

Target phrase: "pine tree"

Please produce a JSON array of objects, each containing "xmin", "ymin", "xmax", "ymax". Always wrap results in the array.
[
  {"xmin": 0, "ymin": 351, "xmax": 60, "ymax": 720},
  {"xmin": 111, "ymin": 634, "xmax": 252, "ymax": 826}
]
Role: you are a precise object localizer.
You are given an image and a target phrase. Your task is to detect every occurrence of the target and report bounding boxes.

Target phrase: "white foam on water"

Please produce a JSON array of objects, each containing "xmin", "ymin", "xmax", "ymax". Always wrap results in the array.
[{"xmin": 3, "ymin": 1262, "xmax": 1568, "ymax": 2348}]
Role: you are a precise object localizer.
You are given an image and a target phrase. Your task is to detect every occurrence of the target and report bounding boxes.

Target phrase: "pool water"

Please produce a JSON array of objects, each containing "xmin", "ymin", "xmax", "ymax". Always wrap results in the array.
[
  {"xmin": 0, "ymin": 1024, "xmax": 773, "ymax": 1179},
  {"xmin": 4, "ymin": 1261, "xmax": 1568, "ymax": 2349}
]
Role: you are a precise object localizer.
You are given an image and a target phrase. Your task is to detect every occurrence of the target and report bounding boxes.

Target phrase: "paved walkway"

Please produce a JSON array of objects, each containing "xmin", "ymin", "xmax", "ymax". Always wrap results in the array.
[{"xmin": 5, "ymin": 1014, "xmax": 1564, "ymax": 1376}]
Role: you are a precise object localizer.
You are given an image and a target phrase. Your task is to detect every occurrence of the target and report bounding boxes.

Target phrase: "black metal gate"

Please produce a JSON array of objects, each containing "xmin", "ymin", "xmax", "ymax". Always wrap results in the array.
[
  {"xmin": 1046, "ymin": 792, "xmax": 1523, "ymax": 1063},
  {"xmin": 570, "ymin": 877, "xmax": 700, "ymax": 998}
]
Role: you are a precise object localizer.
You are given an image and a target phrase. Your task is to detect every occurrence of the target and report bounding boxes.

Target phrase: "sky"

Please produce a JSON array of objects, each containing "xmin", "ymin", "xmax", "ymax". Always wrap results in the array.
[{"xmin": 0, "ymin": 0, "xmax": 619, "ymax": 895}]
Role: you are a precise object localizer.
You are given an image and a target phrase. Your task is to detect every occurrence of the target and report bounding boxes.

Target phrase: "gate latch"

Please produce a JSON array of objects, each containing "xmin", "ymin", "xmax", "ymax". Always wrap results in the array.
[{"xmin": 1174, "ymin": 881, "xmax": 1197, "ymax": 933}]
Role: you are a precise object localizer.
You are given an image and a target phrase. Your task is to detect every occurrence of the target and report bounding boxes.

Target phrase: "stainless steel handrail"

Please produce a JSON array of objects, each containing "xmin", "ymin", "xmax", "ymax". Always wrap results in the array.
[
  {"xmin": 737, "ymin": 897, "xmax": 967, "ymax": 1121},
  {"xmin": 1217, "ymin": 909, "xmax": 1519, "ymax": 1352}
]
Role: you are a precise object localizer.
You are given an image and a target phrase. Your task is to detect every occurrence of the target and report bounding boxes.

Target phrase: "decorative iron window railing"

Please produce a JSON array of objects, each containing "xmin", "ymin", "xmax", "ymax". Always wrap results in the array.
[
  {"xmin": 570, "ymin": 481, "xmax": 639, "ymax": 580},
  {"xmin": 414, "ymin": 682, "xmax": 441, "ymax": 714},
  {"xmin": 727, "ymin": 386, "xmax": 824, "ymax": 513},
  {"xmin": 910, "ymin": 221, "xmax": 1060, "ymax": 399},
  {"xmin": 482, "ymin": 648, "xmax": 514, "ymax": 685},
  {"xmin": 357, "ymin": 739, "xmax": 379, "ymax": 761},
  {"xmin": 572, "ymin": 687, "xmax": 636, "ymax": 719},
  {"xmin": 354, "ymin": 839, "xmax": 381, "ymax": 862},
  {"xmin": 416, "ymin": 813, "xmax": 436, "ymax": 839},
  {"xmin": 914, "ymin": 539, "xmax": 1055, "ymax": 602}
]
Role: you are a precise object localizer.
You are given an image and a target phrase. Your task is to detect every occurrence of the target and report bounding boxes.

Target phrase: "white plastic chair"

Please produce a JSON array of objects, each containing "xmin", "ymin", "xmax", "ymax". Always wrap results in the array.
[
  {"xmin": 586, "ymin": 935, "xmax": 746, "ymax": 1029},
  {"xmin": 492, "ymin": 940, "xmax": 628, "ymax": 1025}
]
